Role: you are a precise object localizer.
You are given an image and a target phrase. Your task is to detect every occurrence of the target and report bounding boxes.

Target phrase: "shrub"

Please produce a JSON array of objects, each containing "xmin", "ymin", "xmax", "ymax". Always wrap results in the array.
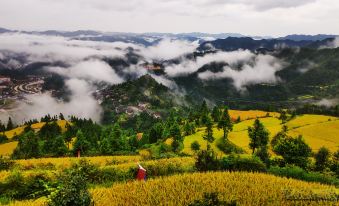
[
  {"xmin": 216, "ymin": 138, "xmax": 243, "ymax": 154},
  {"xmin": 0, "ymin": 157, "xmax": 14, "ymax": 171},
  {"xmin": 48, "ymin": 167, "xmax": 92, "ymax": 206},
  {"xmin": 195, "ymin": 149, "xmax": 220, "ymax": 172},
  {"xmin": 191, "ymin": 141, "xmax": 201, "ymax": 152},
  {"xmin": 220, "ymin": 155, "xmax": 267, "ymax": 172},
  {"xmin": 268, "ymin": 165, "xmax": 339, "ymax": 187},
  {"xmin": 188, "ymin": 192, "xmax": 237, "ymax": 206},
  {"xmin": 0, "ymin": 171, "xmax": 49, "ymax": 200},
  {"xmin": 67, "ymin": 159, "xmax": 100, "ymax": 183}
]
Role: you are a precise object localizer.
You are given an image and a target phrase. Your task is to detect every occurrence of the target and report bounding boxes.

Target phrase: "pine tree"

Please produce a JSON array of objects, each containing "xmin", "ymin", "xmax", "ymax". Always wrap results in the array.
[
  {"xmin": 217, "ymin": 106, "xmax": 233, "ymax": 139},
  {"xmin": 203, "ymin": 116, "xmax": 214, "ymax": 148},
  {"xmin": 248, "ymin": 119, "xmax": 269, "ymax": 154},
  {"xmin": 6, "ymin": 117, "xmax": 14, "ymax": 130},
  {"xmin": 211, "ymin": 106, "xmax": 221, "ymax": 122}
]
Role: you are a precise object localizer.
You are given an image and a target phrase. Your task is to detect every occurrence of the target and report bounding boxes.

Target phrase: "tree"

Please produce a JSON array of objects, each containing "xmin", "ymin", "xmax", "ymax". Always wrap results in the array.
[
  {"xmin": 273, "ymin": 135, "xmax": 312, "ymax": 169},
  {"xmin": 12, "ymin": 131, "xmax": 40, "ymax": 159},
  {"xmin": 170, "ymin": 122, "xmax": 182, "ymax": 142},
  {"xmin": 170, "ymin": 122, "xmax": 182, "ymax": 152},
  {"xmin": 6, "ymin": 117, "xmax": 14, "ymax": 131},
  {"xmin": 217, "ymin": 106, "xmax": 233, "ymax": 139},
  {"xmin": 73, "ymin": 130, "xmax": 91, "ymax": 156},
  {"xmin": 191, "ymin": 141, "xmax": 201, "ymax": 152},
  {"xmin": 248, "ymin": 119, "xmax": 269, "ymax": 154},
  {"xmin": 0, "ymin": 134, "xmax": 8, "ymax": 144},
  {"xmin": 59, "ymin": 113, "xmax": 65, "ymax": 120},
  {"xmin": 200, "ymin": 101, "xmax": 209, "ymax": 125},
  {"xmin": 279, "ymin": 110, "xmax": 288, "ymax": 124},
  {"xmin": 255, "ymin": 146, "xmax": 270, "ymax": 166},
  {"xmin": 211, "ymin": 106, "xmax": 221, "ymax": 122},
  {"xmin": 49, "ymin": 135, "xmax": 68, "ymax": 157},
  {"xmin": 203, "ymin": 116, "xmax": 214, "ymax": 148},
  {"xmin": 47, "ymin": 166, "xmax": 92, "ymax": 206},
  {"xmin": 271, "ymin": 125, "xmax": 288, "ymax": 148},
  {"xmin": 315, "ymin": 147, "xmax": 330, "ymax": 171},
  {"xmin": 148, "ymin": 123, "xmax": 164, "ymax": 144}
]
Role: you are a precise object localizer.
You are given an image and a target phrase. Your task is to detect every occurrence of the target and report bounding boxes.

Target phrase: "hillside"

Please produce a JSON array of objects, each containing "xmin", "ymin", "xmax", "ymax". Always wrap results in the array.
[
  {"xmin": 9, "ymin": 172, "xmax": 337, "ymax": 206},
  {"xmin": 183, "ymin": 113, "xmax": 339, "ymax": 154}
]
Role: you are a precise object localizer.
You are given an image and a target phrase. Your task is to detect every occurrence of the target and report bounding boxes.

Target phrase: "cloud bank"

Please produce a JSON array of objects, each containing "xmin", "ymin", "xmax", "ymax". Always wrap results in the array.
[{"xmin": 14, "ymin": 79, "xmax": 102, "ymax": 123}]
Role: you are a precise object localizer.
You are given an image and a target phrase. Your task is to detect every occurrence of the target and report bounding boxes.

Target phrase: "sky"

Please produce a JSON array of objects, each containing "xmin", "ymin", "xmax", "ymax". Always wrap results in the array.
[{"xmin": 0, "ymin": 0, "xmax": 338, "ymax": 37}]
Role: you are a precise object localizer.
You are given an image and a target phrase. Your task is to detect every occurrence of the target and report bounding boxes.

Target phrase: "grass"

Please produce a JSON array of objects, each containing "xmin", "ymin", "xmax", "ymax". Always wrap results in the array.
[
  {"xmin": 8, "ymin": 172, "xmax": 338, "ymax": 206},
  {"xmin": 5, "ymin": 120, "xmax": 68, "ymax": 139},
  {"xmin": 183, "ymin": 126, "xmax": 224, "ymax": 155},
  {"xmin": 184, "ymin": 113, "xmax": 339, "ymax": 154},
  {"xmin": 229, "ymin": 110, "xmax": 279, "ymax": 121},
  {"xmin": 287, "ymin": 120, "xmax": 339, "ymax": 152},
  {"xmin": 0, "ymin": 141, "xmax": 18, "ymax": 157}
]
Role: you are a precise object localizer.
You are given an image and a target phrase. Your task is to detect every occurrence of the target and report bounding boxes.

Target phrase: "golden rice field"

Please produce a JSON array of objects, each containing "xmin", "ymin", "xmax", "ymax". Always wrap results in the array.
[
  {"xmin": 183, "ymin": 126, "xmax": 224, "ymax": 155},
  {"xmin": 288, "ymin": 120, "xmax": 339, "ymax": 152},
  {"xmin": 14, "ymin": 155, "xmax": 141, "ymax": 169},
  {"xmin": 229, "ymin": 109, "xmax": 279, "ymax": 121},
  {"xmin": 0, "ymin": 157, "xmax": 195, "ymax": 183},
  {"xmin": 4, "ymin": 120, "xmax": 68, "ymax": 139},
  {"xmin": 184, "ymin": 114, "xmax": 339, "ymax": 154},
  {"xmin": 0, "ymin": 141, "xmax": 18, "ymax": 157},
  {"xmin": 9, "ymin": 172, "xmax": 339, "ymax": 206}
]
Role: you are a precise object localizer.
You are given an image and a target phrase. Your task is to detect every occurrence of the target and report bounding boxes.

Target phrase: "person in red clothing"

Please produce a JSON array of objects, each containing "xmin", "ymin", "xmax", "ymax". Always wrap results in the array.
[{"xmin": 136, "ymin": 163, "xmax": 147, "ymax": 181}]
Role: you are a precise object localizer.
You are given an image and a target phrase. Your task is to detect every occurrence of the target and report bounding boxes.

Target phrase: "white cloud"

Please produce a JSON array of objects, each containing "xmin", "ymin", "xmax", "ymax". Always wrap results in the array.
[
  {"xmin": 198, "ymin": 54, "xmax": 283, "ymax": 90},
  {"xmin": 47, "ymin": 60, "xmax": 124, "ymax": 84},
  {"xmin": 324, "ymin": 37, "xmax": 339, "ymax": 48},
  {"xmin": 164, "ymin": 50, "xmax": 254, "ymax": 77},
  {"xmin": 11, "ymin": 79, "xmax": 102, "ymax": 123},
  {"xmin": 315, "ymin": 98, "xmax": 338, "ymax": 107},
  {"xmin": 0, "ymin": 33, "xmax": 127, "ymax": 63},
  {"xmin": 139, "ymin": 39, "xmax": 198, "ymax": 61}
]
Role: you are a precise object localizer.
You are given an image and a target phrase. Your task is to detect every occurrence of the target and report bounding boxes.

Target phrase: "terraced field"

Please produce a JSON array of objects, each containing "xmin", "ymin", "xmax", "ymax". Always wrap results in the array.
[
  {"xmin": 183, "ymin": 113, "xmax": 339, "ymax": 154},
  {"xmin": 9, "ymin": 172, "xmax": 338, "ymax": 206}
]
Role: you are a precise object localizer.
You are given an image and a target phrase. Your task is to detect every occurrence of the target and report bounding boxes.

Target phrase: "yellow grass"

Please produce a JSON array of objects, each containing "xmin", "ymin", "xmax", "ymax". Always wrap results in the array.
[
  {"xmin": 10, "ymin": 172, "xmax": 338, "ymax": 206},
  {"xmin": 14, "ymin": 155, "xmax": 141, "ymax": 170},
  {"xmin": 288, "ymin": 119, "xmax": 339, "ymax": 152},
  {"xmin": 183, "ymin": 126, "xmax": 224, "ymax": 155},
  {"xmin": 286, "ymin": 115, "xmax": 338, "ymax": 129},
  {"xmin": 229, "ymin": 110, "xmax": 279, "ymax": 121},
  {"xmin": 5, "ymin": 120, "xmax": 69, "ymax": 139},
  {"xmin": 228, "ymin": 117, "xmax": 282, "ymax": 153},
  {"xmin": 0, "ymin": 141, "xmax": 18, "ymax": 157}
]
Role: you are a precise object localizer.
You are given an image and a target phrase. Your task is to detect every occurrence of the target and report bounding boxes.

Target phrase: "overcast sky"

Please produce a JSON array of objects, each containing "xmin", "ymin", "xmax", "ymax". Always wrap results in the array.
[{"xmin": 0, "ymin": 0, "xmax": 338, "ymax": 37}]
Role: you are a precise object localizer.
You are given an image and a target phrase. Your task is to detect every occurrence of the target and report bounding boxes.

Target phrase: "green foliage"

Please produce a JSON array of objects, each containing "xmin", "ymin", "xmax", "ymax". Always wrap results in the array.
[
  {"xmin": 315, "ymin": 147, "xmax": 331, "ymax": 171},
  {"xmin": 216, "ymin": 138, "xmax": 243, "ymax": 154},
  {"xmin": 211, "ymin": 106, "xmax": 221, "ymax": 122},
  {"xmin": 195, "ymin": 149, "xmax": 220, "ymax": 172},
  {"xmin": 271, "ymin": 125, "xmax": 288, "ymax": 148},
  {"xmin": 0, "ymin": 133, "xmax": 8, "ymax": 143},
  {"xmin": 189, "ymin": 192, "xmax": 237, "ymax": 206},
  {"xmin": 6, "ymin": 117, "xmax": 14, "ymax": 131},
  {"xmin": 191, "ymin": 141, "xmax": 201, "ymax": 152},
  {"xmin": 331, "ymin": 150, "xmax": 339, "ymax": 177},
  {"xmin": 217, "ymin": 106, "xmax": 233, "ymax": 139},
  {"xmin": 148, "ymin": 122, "xmax": 164, "ymax": 144},
  {"xmin": 12, "ymin": 131, "xmax": 40, "ymax": 159},
  {"xmin": 220, "ymin": 155, "xmax": 267, "ymax": 172},
  {"xmin": 268, "ymin": 165, "xmax": 339, "ymax": 187},
  {"xmin": 0, "ymin": 171, "xmax": 50, "ymax": 200},
  {"xmin": 73, "ymin": 130, "xmax": 91, "ymax": 156},
  {"xmin": 47, "ymin": 166, "xmax": 92, "ymax": 206},
  {"xmin": 203, "ymin": 116, "xmax": 214, "ymax": 147},
  {"xmin": 248, "ymin": 119, "xmax": 269, "ymax": 155},
  {"xmin": 0, "ymin": 157, "xmax": 14, "ymax": 171},
  {"xmin": 273, "ymin": 135, "xmax": 312, "ymax": 169}
]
